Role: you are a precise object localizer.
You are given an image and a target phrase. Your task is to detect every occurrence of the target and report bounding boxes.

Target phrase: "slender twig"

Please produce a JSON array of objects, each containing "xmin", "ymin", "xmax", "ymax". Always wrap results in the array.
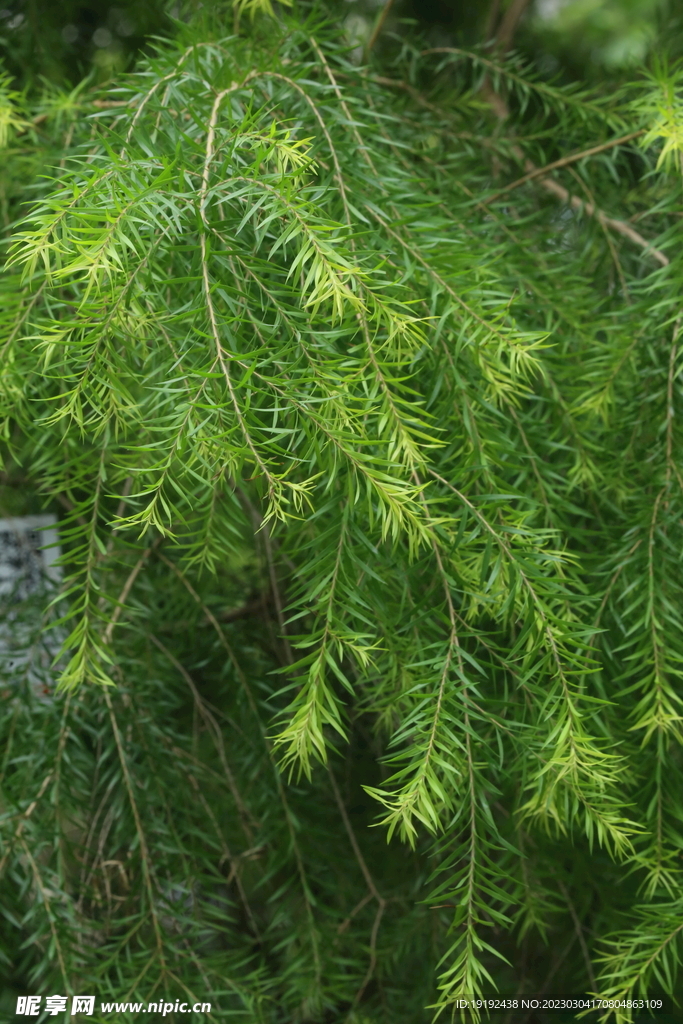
[
  {"xmin": 484, "ymin": 0, "xmax": 502, "ymax": 43},
  {"xmin": 103, "ymin": 688, "xmax": 166, "ymax": 968},
  {"xmin": 337, "ymin": 892, "xmax": 374, "ymax": 935},
  {"xmin": 665, "ymin": 319, "xmax": 683, "ymax": 495},
  {"xmin": 495, "ymin": 0, "xmax": 534, "ymax": 51},
  {"xmin": 102, "ymin": 541, "xmax": 160, "ymax": 646},
  {"xmin": 185, "ymin": 772, "xmax": 261, "ymax": 939},
  {"xmin": 261, "ymin": 522, "xmax": 294, "ymax": 666},
  {"xmin": 328, "ymin": 766, "xmax": 387, "ymax": 1005},
  {"xmin": 371, "ymin": 75, "xmax": 448, "ymax": 116},
  {"xmin": 413, "ymin": 50, "xmax": 669, "ymax": 265},
  {"xmin": 354, "ymin": 902, "xmax": 386, "ymax": 1005},
  {"xmin": 566, "ymin": 165, "xmax": 630, "ymax": 301},
  {"xmin": 149, "ymin": 633, "xmax": 258, "ymax": 845},
  {"xmin": 486, "ymin": 130, "xmax": 645, "ymax": 203},
  {"xmin": 328, "ymin": 767, "xmax": 383, "ymax": 903},
  {"xmin": 558, "ymin": 879, "xmax": 597, "ymax": 990},
  {"xmin": 20, "ymin": 838, "xmax": 70, "ymax": 989},
  {"xmin": 156, "ymin": 552, "xmax": 323, "ymax": 985},
  {"xmin": 0, "ymin": 771, "xmax": 53, "ymax": 877},
  {"xmin": 533, "ymin": 168, "xmax": 669, "ymax": 266},
  {"xmin": 367, "ymin": 0, "xmax": 397, "ymax": 53}
]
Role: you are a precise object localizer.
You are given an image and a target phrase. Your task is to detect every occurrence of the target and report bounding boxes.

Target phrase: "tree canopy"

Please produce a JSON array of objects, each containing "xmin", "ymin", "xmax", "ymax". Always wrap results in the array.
[{"xmin": 2, "ymin": 2, "xmax": 683, "ymax": 1022}]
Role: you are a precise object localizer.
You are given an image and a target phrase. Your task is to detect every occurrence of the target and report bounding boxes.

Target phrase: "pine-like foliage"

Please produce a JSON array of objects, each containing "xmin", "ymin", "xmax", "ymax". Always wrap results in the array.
[{"xmin": 2, "ymin": 4, "xmax": 683, "ymax": 1022}]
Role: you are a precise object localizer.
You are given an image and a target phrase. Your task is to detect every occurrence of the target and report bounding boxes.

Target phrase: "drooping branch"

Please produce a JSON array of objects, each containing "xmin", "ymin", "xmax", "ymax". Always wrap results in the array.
[
  {"xmin": 408, "ymin": 51, "xmax": 670, "ymax": 267},
  {"xmin": 486, "ymin": 130, "xmax": 646, "ymax": 202}
]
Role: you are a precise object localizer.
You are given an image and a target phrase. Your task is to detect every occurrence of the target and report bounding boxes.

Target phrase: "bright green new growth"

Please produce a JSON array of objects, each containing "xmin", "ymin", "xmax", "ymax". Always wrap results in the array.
[{"xmin": 2, "ymin": 5, "xmax": 683, "ymax": 1022}]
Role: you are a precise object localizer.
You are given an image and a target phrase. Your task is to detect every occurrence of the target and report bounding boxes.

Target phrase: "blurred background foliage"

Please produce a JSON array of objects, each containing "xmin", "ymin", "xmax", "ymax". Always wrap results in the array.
[{"xmin": 0, "ymin": 0, "xmax": 680, "ymax": 91}]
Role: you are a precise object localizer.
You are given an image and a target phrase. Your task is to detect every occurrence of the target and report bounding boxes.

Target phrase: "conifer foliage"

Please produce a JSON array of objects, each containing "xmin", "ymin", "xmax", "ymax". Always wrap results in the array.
[{"xmin": 1, "ymin": 3, "xmax": 683, "ymax": 1021}]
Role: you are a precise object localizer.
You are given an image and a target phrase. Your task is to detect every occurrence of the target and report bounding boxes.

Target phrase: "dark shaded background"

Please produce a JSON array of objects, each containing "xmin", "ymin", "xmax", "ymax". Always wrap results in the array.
[{"xmin": 1, "ymin": 0, "xmax": 682, "ymax": 92}]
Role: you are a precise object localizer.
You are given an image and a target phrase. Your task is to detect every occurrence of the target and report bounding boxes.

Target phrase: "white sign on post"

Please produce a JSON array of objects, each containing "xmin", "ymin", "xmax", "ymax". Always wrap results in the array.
[
  {"xmin": 0, "ymin": 514, "xmax": 61, "ymax": 599},
  {"xmin": 0, "ymin": 514, "xmax": 62, "ymax": 697}
]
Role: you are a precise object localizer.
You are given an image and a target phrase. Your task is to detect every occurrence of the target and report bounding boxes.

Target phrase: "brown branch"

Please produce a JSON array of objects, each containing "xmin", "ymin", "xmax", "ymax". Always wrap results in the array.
[
  {"xmin": 0, "ymin": 771, "xmax": 53, "ymax": 877},
  {"xmin": 102, "ymin": 541, "xmax": 159, "ymax": 646},
  {"xmin": 566, "ymin": 165, "xmax": 630, "ymax": 300},
  {"xmin": 367, "ymin": 0, "xmax": 397, "ymax": 53},
  {"xmin": 372, "ymin": 75, "xmax": 446, "ymax": 116},
  {"xmin": 354, "ymin": 902, "xmax": 386, "ymax": 1006},
  {"xmin": 328, "ymin": 766, "xmax": 386, "ymax": 1006},
  {"xmin": 495, "ymin": 0, "xmax": 534, "ymax": 52},
  {"xmin": 218, "ymin": 594, "xmax": 272, "ymax": 623},
  {"xmin": 155, "ymin": 552, "xmax": 319, "ymax": 987},
  {"xmin": 185, "ymin": 772, "xmax": 261, "ymax": 939},
  {"xmin": 412, "ymin": 48, "xmax": 669, "ymax": 266},
  {"xmin": 484, "ymin": 0, "xmax": 502, "ymax": 44},
  {"xmin": 665, "ymin": 318, "xmax": 683, "ymax": 495},
  {"xmin": 558, "ymin": 879, "xmax": 597, "ymax": 990},
  {"xmin": 262, "ymin": 522, "xmax": 294, "ymax": 666},
  {"xmin": 20, "ymin": 838, "xmax": 70, "ymax": 988},
  {"xmin": 479, "ymin": 78, "xmax": 666, "ymax": 266},
  {"xmin": 337, "ymin": 892, "xmax": 374, "ymax": 935},
  {"xmin": 149, "ymin": 633, "xmax": 258, "ymax": 845},
  {"xmin": 534, "ymin": 171, "xmax": 669, "ymax": 266},
  {"xmin": 103, "ymin": 688, "xmax": 166, "ymax": 968},
  {"xmin": 537, "ymin": 932, "xmax": 579, "ymax": 997},
  {"xmin": 328, "ymin": 768, "xmax": 383, "ymax": 904},
  {"xmin": 232, "ymin": 485, "xmax": 294, "ymax": 665},
  {"xmin": 487, "ymin": 130, "xmax": 645, "ymax": 202}
]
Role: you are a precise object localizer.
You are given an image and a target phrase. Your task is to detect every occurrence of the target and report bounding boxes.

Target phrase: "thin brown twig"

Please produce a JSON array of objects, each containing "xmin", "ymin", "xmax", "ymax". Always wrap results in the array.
[
  {"xmin": 261, "ymin": 523, "xmax": 294, "ymax": 666},
  {"xmin": 487, "ymin": 130, "xmax": 645, "ymax": 202},
  {"xmin": 20, "ymin": 838, "xmax": 70, "ymax": 988},
  {"xmin": 328, "ymin": 767, "xmax": 387, "ymax": 1006},
  {"xmin": 328, "ymin": 768, "xmax": 383, "ymax": 903},
  {"xmin": 103, "ymin": 688, "xmax": 166, "ymax": 969},
  {"xmin": 408, "ymin": 50, "xmax": 669, "ymax": 266},
  {"xmin": 665, "ymin": 318, "xmax": 683, "ymax": 495},
  {"xmin": 149, "ymin": 633, "xmax": 257, "ymax": 844},
  {"xmin": 484, "ymin": 0, "xmax": 502, "ymax": 43},
  {"xmin": 371, "ymin": 75, "xmax": 448, "ymax": 116},
  {"xmin": 495, "ymin": 0, "xmax": 534, "ymax": 51},
  {"xmin": 77, "ymin": 802, "xmax": 116, "ymax": 914},
  {"xmin": 367, "ymin": 0, "xmax": 397, "ymax": 53},
  {"xmin": 155, "ymin": 552, "xmax": 323, "ymax": 981},
  {"xmin": 354, "ymin": 902, "xmax": 386, "ymax": 1005},
  {"xmin": 486, "ymin": 113, "xmax": 668, "ymax": 264},
  {"xmin": 337, "ymin": 892, "xmax": 374, "ymax": 935},
  {"xmin": 185, "ymin": 772, "xmax": 261, "ymax": 938},
  {"xmin": 558, "ymin": 879, "xmax": 597, "ymax": 990},
  {"xmin": 102, "ymin": 540, "xmax": 160, "ymax": 646},
  {"xmin": 0, "ymin": 771, "xmax": 53, "ymax": 877},
  {"xmin": 566, "ymin": 165, "xmax": 630, "ymax": 301},
  {"xmin": 537, "ymin": 169, "xmax": 669, "ymax": 266}
]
